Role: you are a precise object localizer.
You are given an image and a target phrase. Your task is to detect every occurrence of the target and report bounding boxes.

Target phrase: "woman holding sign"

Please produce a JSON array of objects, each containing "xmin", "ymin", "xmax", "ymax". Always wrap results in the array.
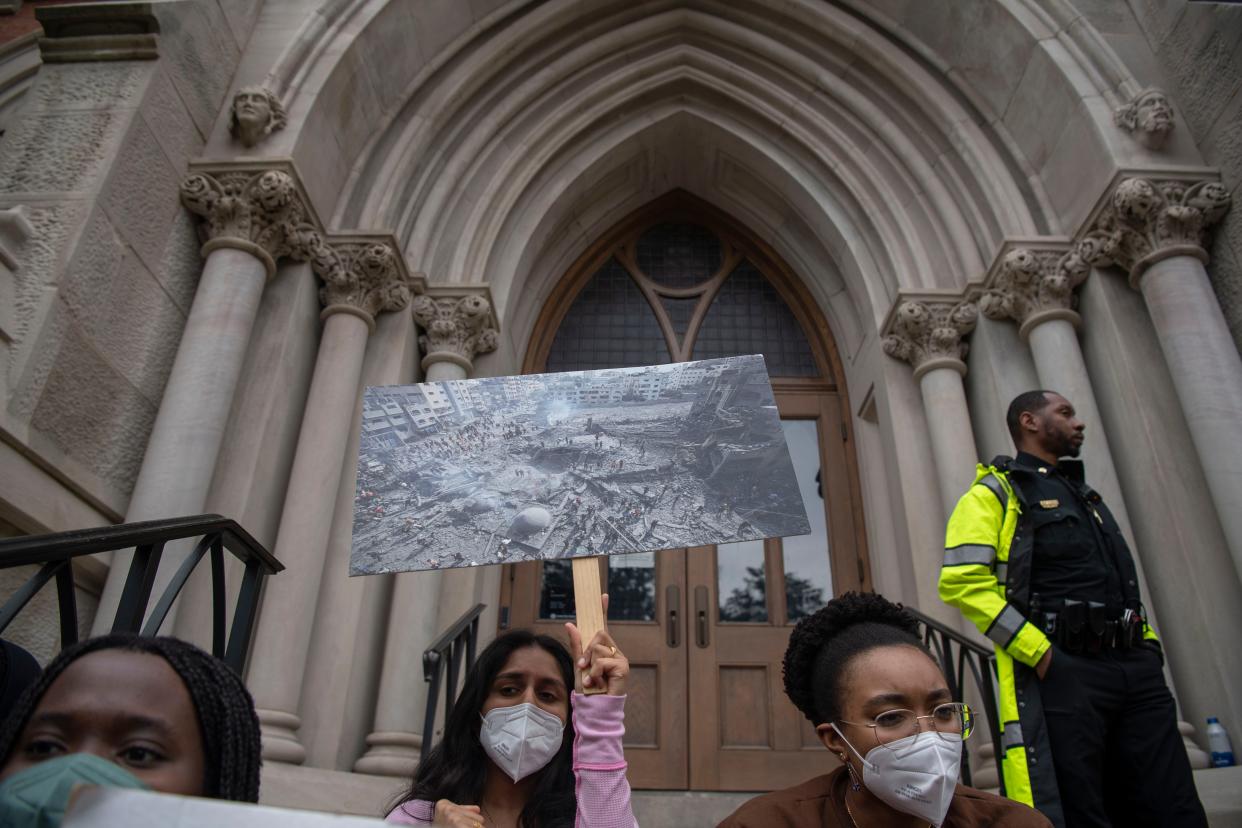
[{"xmin": 385, "ymin": 596, "xmax": 636, "ymax": 828}]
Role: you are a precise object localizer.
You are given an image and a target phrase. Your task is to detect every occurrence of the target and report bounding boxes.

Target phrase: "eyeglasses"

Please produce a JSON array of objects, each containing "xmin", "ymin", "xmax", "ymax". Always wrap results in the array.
[{"xmin": 837, "ymin": 702, "xmax": 973, "ymax": 752}]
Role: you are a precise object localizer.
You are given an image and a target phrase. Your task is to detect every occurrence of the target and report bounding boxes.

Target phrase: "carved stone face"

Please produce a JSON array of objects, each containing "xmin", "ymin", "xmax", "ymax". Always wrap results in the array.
[
  {"xmin": 232, "ymin": 89, "xmax": 274, "ymax": 147},
  {"xmin": 1135, "ymin": 91, "xmax": 1174, "ymax": 137}
]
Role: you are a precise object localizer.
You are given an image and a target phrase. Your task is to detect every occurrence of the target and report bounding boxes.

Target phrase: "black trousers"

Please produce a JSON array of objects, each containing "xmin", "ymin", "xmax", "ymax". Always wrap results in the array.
[{"xmin": 1038, "ymin": 644, "xmax": 1207, "ymax": 827}]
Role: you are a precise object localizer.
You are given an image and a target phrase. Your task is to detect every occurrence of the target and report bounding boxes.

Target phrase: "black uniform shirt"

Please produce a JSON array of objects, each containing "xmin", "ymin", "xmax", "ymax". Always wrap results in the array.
[{"xmin": 1013, "ymin": 452, "xmax": 1121, "ymax": 606}]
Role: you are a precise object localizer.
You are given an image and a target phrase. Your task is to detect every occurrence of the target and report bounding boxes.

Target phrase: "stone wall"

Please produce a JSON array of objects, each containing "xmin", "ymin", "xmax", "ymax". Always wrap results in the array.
[{"xmin": 0, "ymin": 1, "xmax": 259, "ymax": 520}]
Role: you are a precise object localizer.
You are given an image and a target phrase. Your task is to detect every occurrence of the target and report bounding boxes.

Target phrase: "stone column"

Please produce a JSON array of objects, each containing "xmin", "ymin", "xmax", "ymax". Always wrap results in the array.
[
  {"xmin": 882, "ymin": 296, "xmax": 980, "ymax": 518},
  {"xmin": 248, "ymin": 239, "xmax": 412, "ymax": 764},
  {"xmin": 1071, "ymin": 176, "xmax": 1241, "ymax": 582},
  {"xmin": 92, "ymin": 167, "xmax": 319, "ymax": 634},
  {"xmin": 980, "ymin": 241, "xmax": 1158, "ymax": 626},
  {"xmin": 297, "ymin": 270, "xmax": 425, "ymax": 770},
  {"xmin": 356, "ymin": 289, "xmax": 498, "ymax": 777}
]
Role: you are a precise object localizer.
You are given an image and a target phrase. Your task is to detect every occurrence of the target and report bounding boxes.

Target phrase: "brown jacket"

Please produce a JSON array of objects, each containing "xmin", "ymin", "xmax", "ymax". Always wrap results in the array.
[{"xmin": 718, "ymin": 766, "xmax": 1053, "ymax": 828}]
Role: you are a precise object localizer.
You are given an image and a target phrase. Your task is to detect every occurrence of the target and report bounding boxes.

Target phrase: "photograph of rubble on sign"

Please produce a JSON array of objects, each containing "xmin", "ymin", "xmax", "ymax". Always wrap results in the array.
[{"xmin": 349, "ymin": 354, "xmax": 811, "ymax": 575}]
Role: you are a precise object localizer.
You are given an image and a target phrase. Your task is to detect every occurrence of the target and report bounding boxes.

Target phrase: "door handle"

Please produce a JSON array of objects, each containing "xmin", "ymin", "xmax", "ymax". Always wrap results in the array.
[
  {"xmin": 666, "ymin": 585, "xmax": 680, "ymax": 648},
  {"xmin": 694, "ymin": 585, "xmax": 710, "ymax": 648}
]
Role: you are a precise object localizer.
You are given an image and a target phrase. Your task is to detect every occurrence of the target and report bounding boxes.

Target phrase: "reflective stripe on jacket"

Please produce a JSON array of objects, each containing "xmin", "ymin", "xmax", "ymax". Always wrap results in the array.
[{"xmin": 939, "ymin": 461, "xmax": 1160, "ymax": 828}]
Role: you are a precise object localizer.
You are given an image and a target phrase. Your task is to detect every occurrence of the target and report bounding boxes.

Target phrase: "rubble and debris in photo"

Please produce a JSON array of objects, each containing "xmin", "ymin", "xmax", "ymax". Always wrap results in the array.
[{"xmin": 350, "ymin": 355, "xmax": 810, "ymax": 575}]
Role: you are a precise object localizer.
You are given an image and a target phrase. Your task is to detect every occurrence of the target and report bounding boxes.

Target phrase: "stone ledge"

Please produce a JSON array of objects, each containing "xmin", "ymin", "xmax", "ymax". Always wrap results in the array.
[
  {"xmin": 35, "ymin": 2, "xmax": 158, "ymax": 38},
  {"xmin": 40, "ymin": 33, "xmax": 156, "ymax": 62},
  {"xmin": 36, "ymin": 1, "xmax": 159, "ymax": 62},
  {"xmin": 1197, "ymin": 765, "xmax": 1242, "ymax": 827}
]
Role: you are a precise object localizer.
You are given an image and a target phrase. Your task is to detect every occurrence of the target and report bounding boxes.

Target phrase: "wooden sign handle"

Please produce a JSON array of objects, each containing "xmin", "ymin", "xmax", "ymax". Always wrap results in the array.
[{"xmin": 571, "ymin": 555, "xmax": 607, "ymax": 695}]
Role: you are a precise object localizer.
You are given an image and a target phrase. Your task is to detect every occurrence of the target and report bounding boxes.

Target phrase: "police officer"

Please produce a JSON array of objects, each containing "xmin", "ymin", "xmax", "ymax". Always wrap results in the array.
[{"xmin": 940, "ymin": 390, "xmax": 1206, "ymax": 827}]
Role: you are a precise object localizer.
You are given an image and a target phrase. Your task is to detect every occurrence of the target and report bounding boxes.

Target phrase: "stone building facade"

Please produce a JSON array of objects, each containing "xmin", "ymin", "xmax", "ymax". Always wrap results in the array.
[{"xmin": 1, "ymin": 0, "xmax": 1240, "ymax": 817}]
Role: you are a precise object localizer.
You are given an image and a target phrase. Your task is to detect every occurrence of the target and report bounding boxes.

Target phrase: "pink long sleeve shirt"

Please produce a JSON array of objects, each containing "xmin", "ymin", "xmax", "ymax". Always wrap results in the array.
[{"xmin": 385, "ymin": 692, "xmax": 637, "ymax": 827}]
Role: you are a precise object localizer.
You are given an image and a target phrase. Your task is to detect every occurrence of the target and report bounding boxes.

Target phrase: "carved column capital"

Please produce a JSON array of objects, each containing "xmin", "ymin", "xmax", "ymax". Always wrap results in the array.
[
  {"xmin": 412, "ymin": 287, "xmax": 500, "ymax": 374},
  {"xmin": 1113, "ymin": 88, "xmax": 1176, "ymax": 151},
  {"xmin": 882, "ymin": 295, "xmax": 978, "ymax": 381},
  {"xmin": 979, "ymin": 241, "xmax": 1084, "ymax": 339},
  {"xmin": 308, "ymin": 237, "xmax": 414, "ymax": 331},
  {"xmin": 1071, "ymin": 175, "xmax": 1232, "ymax": 287},
  {"xmin": 179, "ymin": 163, "xmax": 322, "ymax": 278}
]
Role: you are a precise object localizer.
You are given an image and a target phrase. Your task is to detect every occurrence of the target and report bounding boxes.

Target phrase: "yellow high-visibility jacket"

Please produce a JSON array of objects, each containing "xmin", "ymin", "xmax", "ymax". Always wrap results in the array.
[{"xmin": 939, "ymin": 459, "xmax": 1157, "ymax": 828}]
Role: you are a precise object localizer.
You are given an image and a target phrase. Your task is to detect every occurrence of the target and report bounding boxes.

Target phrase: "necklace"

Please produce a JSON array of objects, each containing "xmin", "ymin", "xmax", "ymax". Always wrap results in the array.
[{"xmin": 844, "ymin": 788, "xmax": 860, "ymax": 827}]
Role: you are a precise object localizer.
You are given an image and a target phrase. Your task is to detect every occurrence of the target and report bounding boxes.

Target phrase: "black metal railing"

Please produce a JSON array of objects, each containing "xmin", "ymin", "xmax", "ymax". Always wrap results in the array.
[
  {"xmin": 421, "ymin": 603, "xmax": 486, "ymax": 764},
  {"xmin": 0, "ymin": 515, "xmax": 282, "ymax": 673},
  {"xmin": 906, "ymin": 606, "xmax": 1003, "ymax": 792}
]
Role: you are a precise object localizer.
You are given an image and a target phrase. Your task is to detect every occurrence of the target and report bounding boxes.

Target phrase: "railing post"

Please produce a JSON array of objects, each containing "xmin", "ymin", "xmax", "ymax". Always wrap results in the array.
[
  {"xmin": 210, "ymin": 536, "xmax": 226, "ymax": 659},
  {"xmin": 225, "ymin": 560, "xmax": 265, "ymax": 674},
  {"xmin": 421, "ymin": 658, "xmax": 444, "ymax": 766},
  {"xmin": 113, "ymin": 542, "xmax": 165, "ymax": 633},
  {"xmin": 54, "ymin": 563, "xmax": 78, "ymax": 648}
]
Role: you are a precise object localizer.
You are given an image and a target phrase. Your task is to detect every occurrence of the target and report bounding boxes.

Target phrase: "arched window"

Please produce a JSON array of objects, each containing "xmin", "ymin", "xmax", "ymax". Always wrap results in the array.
[{"xmin": 545, "ymin": 221, "xmax": 820, "ymax": 377}]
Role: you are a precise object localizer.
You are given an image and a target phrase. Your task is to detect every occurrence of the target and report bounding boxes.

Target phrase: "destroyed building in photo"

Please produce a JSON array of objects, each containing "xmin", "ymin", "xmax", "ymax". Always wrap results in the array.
[{"xmin": 350, "ymin": 355, "xmax": 810, "ymax": 575}]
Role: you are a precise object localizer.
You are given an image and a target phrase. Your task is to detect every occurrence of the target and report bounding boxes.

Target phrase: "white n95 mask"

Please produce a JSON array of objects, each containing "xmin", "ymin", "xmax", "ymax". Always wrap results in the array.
[
  {"xmin": 479, "ymin": 703, "xmax": 565, "ymax": 782},
  {"xmin": 833, "ymin": 725, "xmax": 962, "ymax": 827}
]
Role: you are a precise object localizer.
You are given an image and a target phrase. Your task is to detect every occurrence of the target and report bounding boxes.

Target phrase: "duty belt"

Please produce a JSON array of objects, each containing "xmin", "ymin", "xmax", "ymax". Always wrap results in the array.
[{"xmin": 1029, "ymin": 598, "xmax": 1145, "ymax": 655}]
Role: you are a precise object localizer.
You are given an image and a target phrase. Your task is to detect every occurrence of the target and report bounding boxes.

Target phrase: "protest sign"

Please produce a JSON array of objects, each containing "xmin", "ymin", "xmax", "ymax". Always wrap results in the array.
[{"xmin": 350, "ymin": 355, "xmax": 809, "ymax": 576}]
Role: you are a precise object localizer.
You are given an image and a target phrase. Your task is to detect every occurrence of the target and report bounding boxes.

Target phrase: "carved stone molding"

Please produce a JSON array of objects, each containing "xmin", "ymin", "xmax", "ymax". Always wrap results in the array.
[
  {"xmin": 36, "ymin": 3, "xmax": 159, "ymax": 62},
  {"xmin": 309, "ymin": 236, "xmax": 414, "ymax": 330},
  {"xmin": 230, "ymin": 86, "xmax": 287, "ymax": 148},
  {"xmin": 881, "ymin": 295, "xmax": 978, "ymax": 381},
  {"xmin": 1071, "ymin": 175, "xmax": 1232, "ymax": 287},
  {"xmin": 1113, "ymin": 88, "xmax": 1175, "ymax": 151},
  {"xmin": 412, "ymin": 286, "xmax": 500, "ymax": 372},
  {"xmin": 179, "ymin": 163, "xmax": 321, "ymax": 278},
  {"xmin": 979, "ymin": 240, "xmax": 1084, "ymax": 339}
]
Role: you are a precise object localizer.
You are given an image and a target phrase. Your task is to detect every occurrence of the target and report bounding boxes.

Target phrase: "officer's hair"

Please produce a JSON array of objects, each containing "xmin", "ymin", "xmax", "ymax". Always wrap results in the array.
[
  {"xmin": 0, "ymin": 634, "xmax": 262, "ymax": 802},
  {"xmin": 782, "ymin": 592, "xmax": 933, "ymax": 725},
  {"xmin": 1006, "ymin": 389, "xmax": 1057, "ymax": 443}
]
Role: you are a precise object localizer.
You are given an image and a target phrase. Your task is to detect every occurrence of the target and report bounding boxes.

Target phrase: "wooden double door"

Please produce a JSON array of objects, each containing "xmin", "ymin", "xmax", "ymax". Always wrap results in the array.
[{"xmin": 500, "ymin": 390, "xmax": 870, "ymax": 791}]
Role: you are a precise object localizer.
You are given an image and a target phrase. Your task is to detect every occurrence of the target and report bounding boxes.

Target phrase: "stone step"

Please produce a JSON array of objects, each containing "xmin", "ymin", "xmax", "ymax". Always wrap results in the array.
[
  {"xmin": 631, "ymin": 791, "xmax": 755, "ymax": 828},
  {"xmin": 260, "ymin": 762, "xmax": 1242, "ymax": 827}
]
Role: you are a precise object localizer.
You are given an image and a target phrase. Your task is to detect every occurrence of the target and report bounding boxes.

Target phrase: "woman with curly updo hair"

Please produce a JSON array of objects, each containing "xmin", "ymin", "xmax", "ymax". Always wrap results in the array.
[{"xmin": 720, "ymin": 592, "xmax": 1051, "ymax": 828}]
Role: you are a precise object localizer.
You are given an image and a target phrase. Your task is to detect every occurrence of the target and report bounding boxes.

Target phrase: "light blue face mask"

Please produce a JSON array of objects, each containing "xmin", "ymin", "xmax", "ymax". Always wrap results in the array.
[{"xmin": 0, "ymin": 753, "xmax": 148, "ymax": 828}]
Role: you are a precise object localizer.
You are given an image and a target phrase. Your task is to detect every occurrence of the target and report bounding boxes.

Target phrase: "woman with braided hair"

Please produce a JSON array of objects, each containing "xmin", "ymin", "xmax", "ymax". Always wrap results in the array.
[
  {"xmin": 0, "ymin": 634, "xmax": 262, "ymax": 809},
  {"xmin": 720, "ymin": 592, "xmax": 1050, "ymax": 828}
]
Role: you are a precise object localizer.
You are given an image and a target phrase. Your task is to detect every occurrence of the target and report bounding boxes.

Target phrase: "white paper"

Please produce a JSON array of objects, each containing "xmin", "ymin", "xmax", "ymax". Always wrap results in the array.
[{"xmin": 62, "ymin": 786, "xmax": 387, "ymax": 827}]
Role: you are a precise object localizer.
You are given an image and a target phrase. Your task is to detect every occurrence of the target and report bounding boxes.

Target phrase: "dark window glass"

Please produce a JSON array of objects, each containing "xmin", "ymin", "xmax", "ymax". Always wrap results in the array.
[
  {"xmin": 546, "ymin": 258, "xmax": 670, "ymax": 371},
  {"xmin": 693, "ymin": 261, "xmax": 819, "ymax": 376},
  {"xmin": 606, "ymin": 553, "xmax": 656, "ymax": 621},
  {"xmin": 660, "ymin": 296, "xmax": 697, "ymax": 340},
  {"xmin": 539, "ymin": 560, "xmax": 575, "ymax": 619},
  {"xmin": 635, "ymin": 223, "xmax": 722, "ymax": 288}
]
